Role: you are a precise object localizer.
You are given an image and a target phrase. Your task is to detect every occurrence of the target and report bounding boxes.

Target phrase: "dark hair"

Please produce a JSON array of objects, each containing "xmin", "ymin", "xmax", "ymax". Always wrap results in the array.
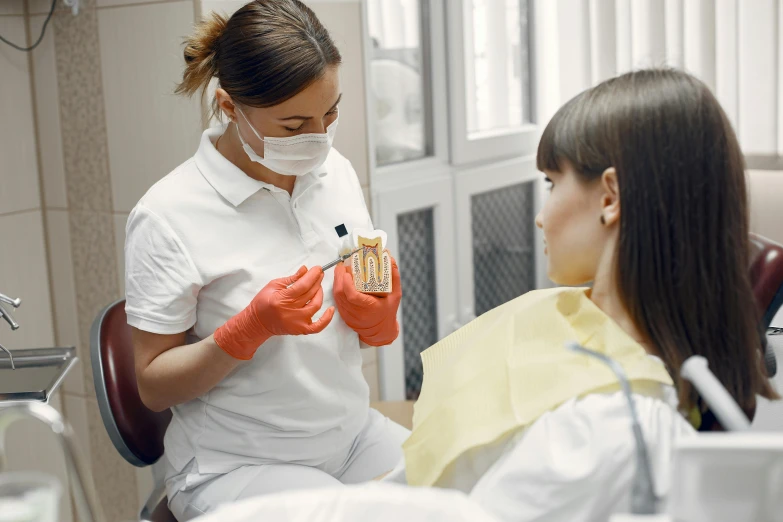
[
  {"xmin": 537, "ymin": 68, "xmax": 779, "ymax": 413},
  {"xmin": 175, "ymin": 0, "xmax": 341, "ymax": 115}
]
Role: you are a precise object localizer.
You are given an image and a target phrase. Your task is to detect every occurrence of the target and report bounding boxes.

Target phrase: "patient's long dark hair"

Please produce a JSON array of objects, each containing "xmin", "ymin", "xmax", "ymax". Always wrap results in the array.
[{"xmin": 537, "ymin": 68, "xmax": 779, "ymax": 413}]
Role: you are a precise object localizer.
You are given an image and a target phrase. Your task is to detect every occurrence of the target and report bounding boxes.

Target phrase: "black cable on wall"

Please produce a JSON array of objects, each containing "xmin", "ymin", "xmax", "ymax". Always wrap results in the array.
[{"xmin": 1, "ymin": 0, "xmax": 58, "ymax": 52}]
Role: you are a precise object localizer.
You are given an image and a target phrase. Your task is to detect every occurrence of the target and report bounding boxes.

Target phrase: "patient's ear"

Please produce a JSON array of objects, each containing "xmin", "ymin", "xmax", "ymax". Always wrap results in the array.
[{"xmin": 600, "ymin": 167, "xmax": 620, "ymax": 226}]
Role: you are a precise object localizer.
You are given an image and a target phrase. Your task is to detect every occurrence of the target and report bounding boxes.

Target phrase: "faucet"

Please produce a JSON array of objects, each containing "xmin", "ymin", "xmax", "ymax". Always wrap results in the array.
[
  {"xmin": 0, "ymin": 292, "xmax": 21, "ymax": 330},
  {"xmin": 0, "ymin": 402, "xmax": 103, "ymax": 522},
  {"xmin": 0, "ymin": 292, "xmax": 20, "ymax": 370}
]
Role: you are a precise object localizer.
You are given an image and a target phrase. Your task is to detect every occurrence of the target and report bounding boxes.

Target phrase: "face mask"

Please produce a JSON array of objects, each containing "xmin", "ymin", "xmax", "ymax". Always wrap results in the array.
[{"xmin": 235, "ymin": 107, "xmax": 338, "ymax": 177}]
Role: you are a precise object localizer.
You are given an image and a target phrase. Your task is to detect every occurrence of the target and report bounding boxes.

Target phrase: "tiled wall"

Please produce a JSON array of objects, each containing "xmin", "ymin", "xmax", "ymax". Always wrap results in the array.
[
  {"xmin": 4, "ymin": 0, "xmax": 377, "ymax": 520},
  {"xmin": 0, "ymin": 3, "xmax": 73, "ymax": 521}
]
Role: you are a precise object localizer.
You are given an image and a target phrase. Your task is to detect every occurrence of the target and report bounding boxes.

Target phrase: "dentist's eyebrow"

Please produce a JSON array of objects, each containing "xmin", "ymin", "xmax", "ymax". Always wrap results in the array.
[{"xmin": 279, "ymin": 94, "xmax": 342, "ymax": 121}]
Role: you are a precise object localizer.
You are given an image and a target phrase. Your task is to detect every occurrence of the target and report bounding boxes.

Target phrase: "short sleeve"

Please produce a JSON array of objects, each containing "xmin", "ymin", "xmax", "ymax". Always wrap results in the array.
[{"xmin": 124, "ymin": 204, "xmax": 202, "ymax": 334}]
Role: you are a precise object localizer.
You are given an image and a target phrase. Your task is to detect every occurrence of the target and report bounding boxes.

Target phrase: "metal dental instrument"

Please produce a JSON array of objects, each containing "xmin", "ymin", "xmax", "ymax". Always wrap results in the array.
[
  {"xmin": 285, "ymin": 249, "xmax": 362, "ymax": 289},
  {"xmin": 0, "ymin": 303, "xmax": 19, "ymax": 331},
  {"xmin": 0, "ymin": 293, "xmax": 20, "ymax": 369},
  {"xmin": 0, "ymin": 293, "xmax": 21, "ymax": 308},
  {"xmin": 321, "ymin": 248, "xmax": 361, "ymax": 272},
  {"xmin": 0, "ymin": 342, "xmax": 13, "ymax": 370},
  {"xmin": 566, "ymin": 342, "xmax": 659, "ymax": 515}
]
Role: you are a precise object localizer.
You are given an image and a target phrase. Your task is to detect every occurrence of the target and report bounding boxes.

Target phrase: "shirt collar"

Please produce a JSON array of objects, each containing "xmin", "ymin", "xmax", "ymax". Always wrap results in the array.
[
  {"xmin": 195, "ymin": 126, "xmax": 269, "ymax": 206},
  {"xmin": 194, "ymin": 126, "xmax": 331, "ymax": 207}
]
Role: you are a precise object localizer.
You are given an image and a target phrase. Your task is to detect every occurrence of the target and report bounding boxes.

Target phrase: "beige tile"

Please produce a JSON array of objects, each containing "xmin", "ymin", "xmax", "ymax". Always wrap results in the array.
[
  {"xmin": 748, "ymin": 170, "xmax": 783, "ymax": 245},
  {"xmin": 310, "ymin": 2, "xmax": 370, "ymax": 186},
  {"xmin": 0, "ymin": 0, "xmax": 24, "ymax": 15},
  {"xmin": 62, "ymin": 393, "xmax": 94, "ymax": 474},
  {"xmin": 44, "ymin": 210, "xmax": 85, "ymax": 394},
  {"xmin": 28, "ymin": 0, "xmax": 52, "ymax": 15},
  {"xmin": 62, "ymin": 356, "xmax": 88, "ymax": 399},
  {"xmin": 28, "ymin": 0, "xmax": 77, "ymax": 15},
  {"xmin": 30, "ymin": 14, "xmax": 68, "ymax": 209},
  {"xmin": 200, "ymin": 0, "xmax": 247, "ymax": 17},
  {"xmin": 362, "ymin": 361, "xmax": 380, "ymax": 401},
  {"xmin": 98, "ymin": 1, "xmax": 202, "ymax": 213},
  {"xmin": 0, "ymin": 211, "xmax": 55, "ymax": 350},
  {"xmin": 4, "ymin": 396, "xmax": 74, "ymax": 522},
  {"xmin": 70, "ymin": 210, "xmax": 121, "ymax": 396},
  {"xmin": 0, "ymin": 17, "xmax": 43, "ymax": 215},
  {"xmin": 361, "ymin": 345, "xmax": 377, "ymax": 367},
  {"xmin": 96, "ymin": 0, "xmax": 181, "ymax": 9},
  {"xmin": 62, "ymin": 393, "xmax": 100, "ymax": 521},
  {"xmin": 85, "ymin": 394, "xmax": 140, "ymax": 520},
  {"xmin": 135, "ymin": 466, "xmax": 155, "ymax": 512},
  {"xmin": 53, "ymin": 2, "xmax": 114, "ymax": 212},
  {"xmin": 114, "ymin": 213, "xmax": 128, "ymax": 294}
]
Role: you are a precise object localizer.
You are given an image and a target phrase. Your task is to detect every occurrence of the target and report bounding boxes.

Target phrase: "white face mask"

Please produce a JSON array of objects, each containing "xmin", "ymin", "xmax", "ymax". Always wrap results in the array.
[{"xmin": 235, "ymin": 107, "xmax": 338, "ymax": 177}]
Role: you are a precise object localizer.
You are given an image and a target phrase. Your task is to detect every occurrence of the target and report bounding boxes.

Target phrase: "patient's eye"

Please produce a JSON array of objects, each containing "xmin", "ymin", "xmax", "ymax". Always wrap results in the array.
[{"xmin": 544, "ymin": 177, "xmax": 554, "ymax": 191}]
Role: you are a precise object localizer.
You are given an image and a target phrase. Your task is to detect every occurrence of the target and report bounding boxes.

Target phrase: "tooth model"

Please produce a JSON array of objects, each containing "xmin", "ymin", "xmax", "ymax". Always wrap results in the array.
[{"xmin": 349, "ymin": 229, "xmax": 392, "ymax": 295}]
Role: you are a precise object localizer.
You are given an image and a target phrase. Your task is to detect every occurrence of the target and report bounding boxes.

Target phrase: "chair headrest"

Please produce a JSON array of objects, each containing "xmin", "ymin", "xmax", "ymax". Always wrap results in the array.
[{"xmin": 91, "ymin": 300, "xmax": 171, "ymax": 466}]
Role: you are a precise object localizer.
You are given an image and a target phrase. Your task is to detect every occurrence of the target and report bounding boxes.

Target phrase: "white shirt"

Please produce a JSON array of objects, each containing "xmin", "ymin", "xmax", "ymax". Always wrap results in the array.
[
  {"xmin": 385, "ymin": 384, "xmax": 696, "ymax": 522},
  {"xmin": 125, "ymin": 127, "xmax": 373, "ymax": 476}
]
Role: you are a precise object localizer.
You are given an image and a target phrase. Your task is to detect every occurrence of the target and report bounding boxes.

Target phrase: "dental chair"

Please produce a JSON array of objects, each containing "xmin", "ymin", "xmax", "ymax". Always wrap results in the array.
[
  {"xmin": 750, "ymin": 233, "xmax": 782, "ymax": 378},
  {"xmin": 88, "ymin": 236, "xmax": 783, "ymax": 519},
  {"xmin": 697, "ymin": 233, "xmax": 782, "ymax": 431},
  {"xmin": 90, "ymin": 299, "xmax": 176, "ymax": 522}
]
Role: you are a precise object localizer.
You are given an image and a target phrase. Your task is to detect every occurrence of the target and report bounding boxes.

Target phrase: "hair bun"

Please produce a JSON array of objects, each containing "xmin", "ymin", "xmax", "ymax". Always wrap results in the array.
[{"xmin": 176, "ymin": 12, "xmax": 228, "ymax": 97}]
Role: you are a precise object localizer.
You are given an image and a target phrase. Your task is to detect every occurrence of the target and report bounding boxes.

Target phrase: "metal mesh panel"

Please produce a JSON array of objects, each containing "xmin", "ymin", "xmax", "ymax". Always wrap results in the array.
[
  {"xmin": 472, "ymin": 182, "xmax": 536, "ymax": 317},
  {"xmin": 397, "ymin": 208, "xmax": 438, "ymax": 400}
]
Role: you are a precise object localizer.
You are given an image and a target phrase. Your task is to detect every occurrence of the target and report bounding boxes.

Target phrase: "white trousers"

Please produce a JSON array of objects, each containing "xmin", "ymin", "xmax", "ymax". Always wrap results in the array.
[{"xmin": 166, "ymin": 409, "xmax": 410, "ymax": 521}]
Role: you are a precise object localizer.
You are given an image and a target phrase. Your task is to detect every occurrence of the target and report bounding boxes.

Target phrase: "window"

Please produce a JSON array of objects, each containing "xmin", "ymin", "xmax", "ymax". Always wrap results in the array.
[
  {"xmin": 367, "ymin": 0, "xmax": 433, "ymax": 166},
  {"xmin": 365, "ymin": 0, "xmax": 540, "ymax": 399},
  {"xmin": 447, "ymin": 0, "xmax": 535, "ymax": 165},
  {"xmin": 464, "ymin": 0, "xmax": 530, "ymax": 136}
]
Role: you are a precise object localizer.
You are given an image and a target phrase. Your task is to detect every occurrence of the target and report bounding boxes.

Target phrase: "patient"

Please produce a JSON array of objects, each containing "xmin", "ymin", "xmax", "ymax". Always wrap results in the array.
[{"xmin": 387, "ymin": 69, "xmax": 780, "ymax": 521}]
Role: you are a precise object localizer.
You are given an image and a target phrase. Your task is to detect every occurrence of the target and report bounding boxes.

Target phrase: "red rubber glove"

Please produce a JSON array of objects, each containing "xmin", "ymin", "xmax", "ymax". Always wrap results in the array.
[
  {"xmin": 333, "ymin": 254, "xmax": 402, "ymax": 347},
  {"xmin": 214, "ymin": 266, "xmax": 335, "ymax": 360}
]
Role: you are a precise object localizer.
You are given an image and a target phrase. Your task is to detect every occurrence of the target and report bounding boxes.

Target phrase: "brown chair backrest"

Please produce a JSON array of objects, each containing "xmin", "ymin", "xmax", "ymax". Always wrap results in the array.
[
  {"xmin": 750, "ymin": 234, "xmax": 783, "ymax": 331},
  {"xmin": 700, "ymin": 234, "xmax": 782, "ymax": 431},
  {"xmin": 90, "ymin": 299, "xmax": 171, "ymax": 466}
]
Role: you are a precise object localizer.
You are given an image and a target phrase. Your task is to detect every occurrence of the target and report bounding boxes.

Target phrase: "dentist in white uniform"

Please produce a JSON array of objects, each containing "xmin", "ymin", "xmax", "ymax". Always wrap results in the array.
[{"xmin": 124, "ymin": 1, "xmax": 407, "ymax": 520}]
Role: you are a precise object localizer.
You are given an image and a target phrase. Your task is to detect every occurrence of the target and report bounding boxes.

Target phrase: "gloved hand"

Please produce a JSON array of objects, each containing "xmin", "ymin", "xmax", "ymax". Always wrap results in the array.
[
  {"xmin": 333, "ymin": 253, "xmax": 402, "ymax": 347},
  {"xmin": 214, "ymin": 266, "xmax": 335, "ymax": 360}
]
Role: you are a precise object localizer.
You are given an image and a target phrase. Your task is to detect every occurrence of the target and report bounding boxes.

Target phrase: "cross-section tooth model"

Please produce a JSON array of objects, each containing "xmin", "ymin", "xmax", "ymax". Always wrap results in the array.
[{"xmin": 349, "ymin": 229, "xmax": 392, "ymax": 295}]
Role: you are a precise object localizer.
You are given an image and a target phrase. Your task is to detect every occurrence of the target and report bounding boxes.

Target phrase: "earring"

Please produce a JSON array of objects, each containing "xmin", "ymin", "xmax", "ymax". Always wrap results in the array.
[{"xmin": 600, "ymin": 215, "xmax": 606, "ymax": 225}]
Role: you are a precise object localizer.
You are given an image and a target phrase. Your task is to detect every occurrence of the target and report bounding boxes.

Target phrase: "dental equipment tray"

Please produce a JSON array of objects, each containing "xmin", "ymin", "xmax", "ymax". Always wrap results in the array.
[{"xmin": 0, "ymin": 347, "xmax": 77, "ymax": 403}]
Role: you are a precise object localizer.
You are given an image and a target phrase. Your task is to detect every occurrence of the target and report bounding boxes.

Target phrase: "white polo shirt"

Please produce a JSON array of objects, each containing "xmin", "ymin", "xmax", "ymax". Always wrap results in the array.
[{"xmin": 125, "ymin": 127, "xmax": 372, "ymax": 475}]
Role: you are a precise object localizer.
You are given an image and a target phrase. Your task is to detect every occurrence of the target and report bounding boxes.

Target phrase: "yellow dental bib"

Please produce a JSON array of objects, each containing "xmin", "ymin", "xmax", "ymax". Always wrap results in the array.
[{"xmin": 402, "ymin": 287, "xmax": 674, "ymax": 487}]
